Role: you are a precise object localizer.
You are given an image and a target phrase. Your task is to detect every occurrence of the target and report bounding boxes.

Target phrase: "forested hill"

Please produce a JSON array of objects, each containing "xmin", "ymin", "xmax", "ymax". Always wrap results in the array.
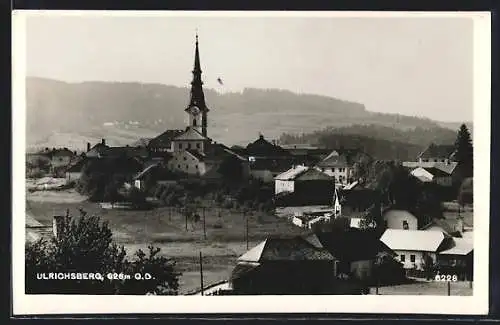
[
  {"xmin": 279, "ymin": 124, "xmax": 465, "ymax": 161},
  {"xmin": 26, "ymin": 77, "xmax": 470, "ymax": 149}
]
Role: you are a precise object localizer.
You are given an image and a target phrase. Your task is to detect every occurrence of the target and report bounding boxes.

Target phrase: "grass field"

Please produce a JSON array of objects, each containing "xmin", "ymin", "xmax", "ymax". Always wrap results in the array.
[{"xmin": 26, "ymin": 190, "xmax": 309, "ymax": 293}]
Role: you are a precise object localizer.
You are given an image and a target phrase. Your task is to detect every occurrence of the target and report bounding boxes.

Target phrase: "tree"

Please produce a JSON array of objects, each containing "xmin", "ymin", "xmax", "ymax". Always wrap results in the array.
[
  {"xmin": 218, "ymin": 155, "xmax": 244, "ymax": 181},
  {"xmin": 25, "ymin": 212, "xmax": 181, "ymax": 295},
  {"xmin": 454, "ymin": 124, "xmax": 473, "ymax": 178}
]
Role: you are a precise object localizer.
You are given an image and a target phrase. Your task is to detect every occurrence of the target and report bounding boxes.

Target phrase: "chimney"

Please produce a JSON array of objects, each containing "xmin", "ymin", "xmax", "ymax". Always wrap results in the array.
[
  {"xmin": 101, "ymin": 139, "xmax": 106, "ymax": 146},
  {"xmin": 87, "ymin": 142, "xmax": 91, "ymax": 152}
]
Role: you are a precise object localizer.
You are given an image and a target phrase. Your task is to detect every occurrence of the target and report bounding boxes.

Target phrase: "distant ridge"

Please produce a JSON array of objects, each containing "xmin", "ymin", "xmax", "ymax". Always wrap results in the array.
[{"xmin": 25, "ymin": 77, "xmax": 472, "ymax": 149}]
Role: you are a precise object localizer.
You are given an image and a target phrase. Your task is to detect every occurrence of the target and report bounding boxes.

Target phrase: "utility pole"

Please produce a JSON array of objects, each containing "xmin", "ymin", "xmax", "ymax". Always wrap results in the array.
[
  {"xmin": 246, "ymin": 212, "xmax": 249, "ymax": 250},
  {"xmin": 199, "ymin": 251, "xmax": 204, "ymax": 296},
  {"xmin": 203, "ymin": 206, "xmax": 207, "ymax": 240}
]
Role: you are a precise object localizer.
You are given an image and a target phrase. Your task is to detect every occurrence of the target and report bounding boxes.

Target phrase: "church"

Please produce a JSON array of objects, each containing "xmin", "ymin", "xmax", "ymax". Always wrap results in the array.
[{"xmin": 147, "ymin": 34, "xmax": 247, "ymax": 177}]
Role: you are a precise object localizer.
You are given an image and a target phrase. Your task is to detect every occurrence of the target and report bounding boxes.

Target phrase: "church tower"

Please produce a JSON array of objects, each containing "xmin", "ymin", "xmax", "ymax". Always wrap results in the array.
[{"xmin": 185, "ymin": 33, "xmax": 209, "ymax": 137}]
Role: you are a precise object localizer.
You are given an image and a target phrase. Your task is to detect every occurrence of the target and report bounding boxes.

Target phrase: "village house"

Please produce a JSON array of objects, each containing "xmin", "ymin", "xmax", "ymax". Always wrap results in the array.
[
  {"xmin": 410, "ymin": 166, "xmax": 454, "ymax": 187},
  {"xmin": 311, "ymin": 231, "xmax": 399, "ymax": 284},
  {"xmin": 229, "ymin": 236, "xmax": 364, "ymax": 295},
  {"xmin": 417, "ymin": 143, "xmax": 456, "ymax": 164},
  {"xmin": 380, "ymin": 229, "xmax": 450, "ymax": 270},
  {"xmin": 421, "ymin": 217, "xmax": 469, "ymax": 238},
  {"xmin": 315, "ymin": 148, "xmax": 370, "ymax": 187},
  {"xmin": 436, "ymin": 237, "xmax": 473, "ymax": 281},
  {"xmin": 280, "ymin": 143, "xmax": 331, "ymax": 166},
  {"xmin": 65, "ymin": 156, "xmax": 87, "ymax": 184},
  {"xmin": 237, "ymin": 134, "xmax": 296, "ymax": 183},
  {"xmin": 382, "ymin": 209, "xmax": 418, "ymax": 230},
  {"xmin": 338, "ymin": 185, "xmax": 378, "ymax": 216},
  {"xmin": 274, "ymin": 166, "xmax": 335, "ymax": 207}
]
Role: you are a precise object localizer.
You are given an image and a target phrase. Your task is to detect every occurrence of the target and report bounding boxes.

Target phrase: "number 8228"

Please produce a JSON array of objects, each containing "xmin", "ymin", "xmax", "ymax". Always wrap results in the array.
[{"xmin": 435, "ymin": 274, "xmax": 458, "ymax": 282}]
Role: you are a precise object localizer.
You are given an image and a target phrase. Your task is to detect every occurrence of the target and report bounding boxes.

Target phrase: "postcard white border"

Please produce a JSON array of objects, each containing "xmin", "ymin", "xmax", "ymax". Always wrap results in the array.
[{"xmin": 12, "ymin": 10, "xmax": 491, "ymax": 315}]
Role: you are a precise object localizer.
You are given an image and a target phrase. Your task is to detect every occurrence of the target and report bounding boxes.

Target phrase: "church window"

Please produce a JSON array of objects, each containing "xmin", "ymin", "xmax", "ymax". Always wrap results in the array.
[{"xmin": 193, "ymin": 119, "xmax": 197, "ymax": 127}]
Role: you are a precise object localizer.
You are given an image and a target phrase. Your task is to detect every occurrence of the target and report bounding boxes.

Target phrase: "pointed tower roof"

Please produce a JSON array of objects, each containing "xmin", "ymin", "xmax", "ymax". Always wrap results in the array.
[{"xmin": 186, "ymin": 32, "xmax": 209, "ymax": 113}]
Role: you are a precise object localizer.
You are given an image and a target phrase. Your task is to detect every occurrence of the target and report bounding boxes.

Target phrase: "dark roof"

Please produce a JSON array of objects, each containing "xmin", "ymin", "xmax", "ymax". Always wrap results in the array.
[
  {"xmin": 185, "ymin": 149, "xmax": 206, "ymax": 161},
  {"xmin": 148, "ymin": 129, "xmax": 185, "ymax": 148},
  {"xmin": 314, "ymin": 230, "xmax": 395, "ymax": 261},
  {"xmin": 66, "ymin": 157, "xmax": 87, "ymax": 172},
  {"xmin": 421, "ymin": 167, "xmax": 451, "ymax": 177},
  {"xmin": 421, "ymin": 218, "xmax": 463, "ymax": 236},
  {"xmin": 250, "ymin": 158, "xmax": 294, "ymax": 173},
  {"xmin": 238, "ymin": 236, "xmax": 335, "ymax": 263},
  {"xmin": 229, "ymin": 262, "xmax": 260, "ymax": 281},
  {"xmin": 245, "ymin": 135, "xmax": 291, "ymax": 157},
  {"xmin": 418, "ymin": 143, "xmax": 456, "ymax": 159},
  {"xmin": 99, "ymin": 146, "xmax": 149, "ymax": 159}
]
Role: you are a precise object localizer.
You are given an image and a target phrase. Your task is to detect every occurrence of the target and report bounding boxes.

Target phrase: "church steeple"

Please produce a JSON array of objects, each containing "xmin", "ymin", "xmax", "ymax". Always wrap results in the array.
[{"xmin": 186, "ymin": 32, "xmax": 209, "ymax": 137}]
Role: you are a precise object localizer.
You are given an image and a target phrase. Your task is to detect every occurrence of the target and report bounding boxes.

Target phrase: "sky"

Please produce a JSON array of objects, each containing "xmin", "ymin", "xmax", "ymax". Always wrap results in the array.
[{"xmin": 24, "ymin": 12, "xmax": 474, "ymax": 122}]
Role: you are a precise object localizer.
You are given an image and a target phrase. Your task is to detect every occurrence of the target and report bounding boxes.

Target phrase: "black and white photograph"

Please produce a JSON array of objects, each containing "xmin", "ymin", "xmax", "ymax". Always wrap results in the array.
[{"xmin": 12, "ymin": 10, "xmax": 490, "ymax": 315}]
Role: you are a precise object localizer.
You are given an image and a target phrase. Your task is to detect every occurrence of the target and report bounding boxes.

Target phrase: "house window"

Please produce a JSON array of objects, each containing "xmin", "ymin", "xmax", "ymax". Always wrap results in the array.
[
  {"xmin": 195, "ymin": 165, "xmax": 198, "ymax": 169},
  {"xmin": 400, "ymin": 255, "xmax": 406, "ymax": 262},
  {"xmin": 410, "ymin": 255, "xmax": 416, "ymax": 263},
  {"xmin": 196, "ymin": 143, "xmax": 201, "ymax": 149},
  {"xmin": 177, "ymin": 164, "xmax": 180, "ymax": 168},
  {"xmin": 178, "ymin": 143, "xmax": 182, "ymax": 150},
  {"xmin": 186, "ymin": 165, "xmax": 188, "ymax": 169},
  {"xmin": 187, "ymin": 143, "xmax": 191, "ymax": 149},
  {"xmin": 183, "ymin": 157, "xmax": 187, "ymax": 161},
  {"xmin": 403, "ymin": 220, "xmax": 409, "ymax": 230}
]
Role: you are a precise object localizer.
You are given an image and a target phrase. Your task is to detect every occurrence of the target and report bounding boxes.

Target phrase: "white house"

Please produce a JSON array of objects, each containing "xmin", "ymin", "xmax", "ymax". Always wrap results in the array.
[
  {"xmin": 315, "ymin": 150, "xmax": 353, "ymax": 185},
  {"xmin": 274, "ymin": 165, "xmax": 308, "ymax": 194},
  {"xmin": 380, "ymin": 229, "xmax": 446, "ymax": 270},
  {"xmin": 382, "ymin": 209, "xmax": 418, "ymax": 230}
]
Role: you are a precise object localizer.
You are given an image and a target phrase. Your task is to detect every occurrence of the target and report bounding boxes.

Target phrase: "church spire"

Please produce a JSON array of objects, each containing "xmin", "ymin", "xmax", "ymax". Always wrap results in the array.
[
  {"xmin": 186, "ymin": 31, "xmax": 209, "ymax": 137},
  {"xmin": 187, "ymin": 31, "xmax": 208, "ymax": 112}
]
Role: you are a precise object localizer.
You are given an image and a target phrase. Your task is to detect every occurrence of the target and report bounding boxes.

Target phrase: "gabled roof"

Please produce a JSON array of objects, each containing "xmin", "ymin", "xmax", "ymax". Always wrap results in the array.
[
  {"xmin": 416, "ymin": 167, "xmax": 451, "ymax": 178},
  {"xmin": 380, "ymin": 229, "xmax": 446, "ymax": 252},
  {"xmin": 86, "ymin": 143, "xmax": 109, "ymax": 157},
  {"xmin": 173, "ymin": 127, "xmax": 209, "ymax": 141},
  {"xmin": 99, "ymin": 146, "xmax": 149, "ymax": 159},
  {"xmin": 315, "ymin": 230, "xmax": 395, "ymax": 261},
  {"xmin": 439, "ymin": 238, "xmax": 473, "ymax": 256},
  {"xmin": 237, "ymin": 236, "xmax": 335, "ymax": 263},
  {"xmin": 275, "ymin": 166, "xmax": 332, "ymax": 181},
  {"xmin": 245, "ymin": 135, "xmax": 290, "ymax": 157},
  {"xmin": 420, "ymin": 218, "xmax": 464, "ymax": 236},
  {"xmin": 148, "ymin": 129, "xmax": 185, "ymax": 147},
  {"xmin": 418, "ymin": 143, "xmax": 456, "ymax": 159},
  {"xmin": 402, "ymin": 161, "xmax": 458, "ymax": 175},
  {"xmin": 250, "ymin": 158, "xmax": 294, "ymax": 173},
  {"xmin": 274, "ymin": 165, "xmax": 308, "ymax": 180},
  {"xmin": 317, "ymin": 150, "xmax": 350, "ymax": 168}
]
